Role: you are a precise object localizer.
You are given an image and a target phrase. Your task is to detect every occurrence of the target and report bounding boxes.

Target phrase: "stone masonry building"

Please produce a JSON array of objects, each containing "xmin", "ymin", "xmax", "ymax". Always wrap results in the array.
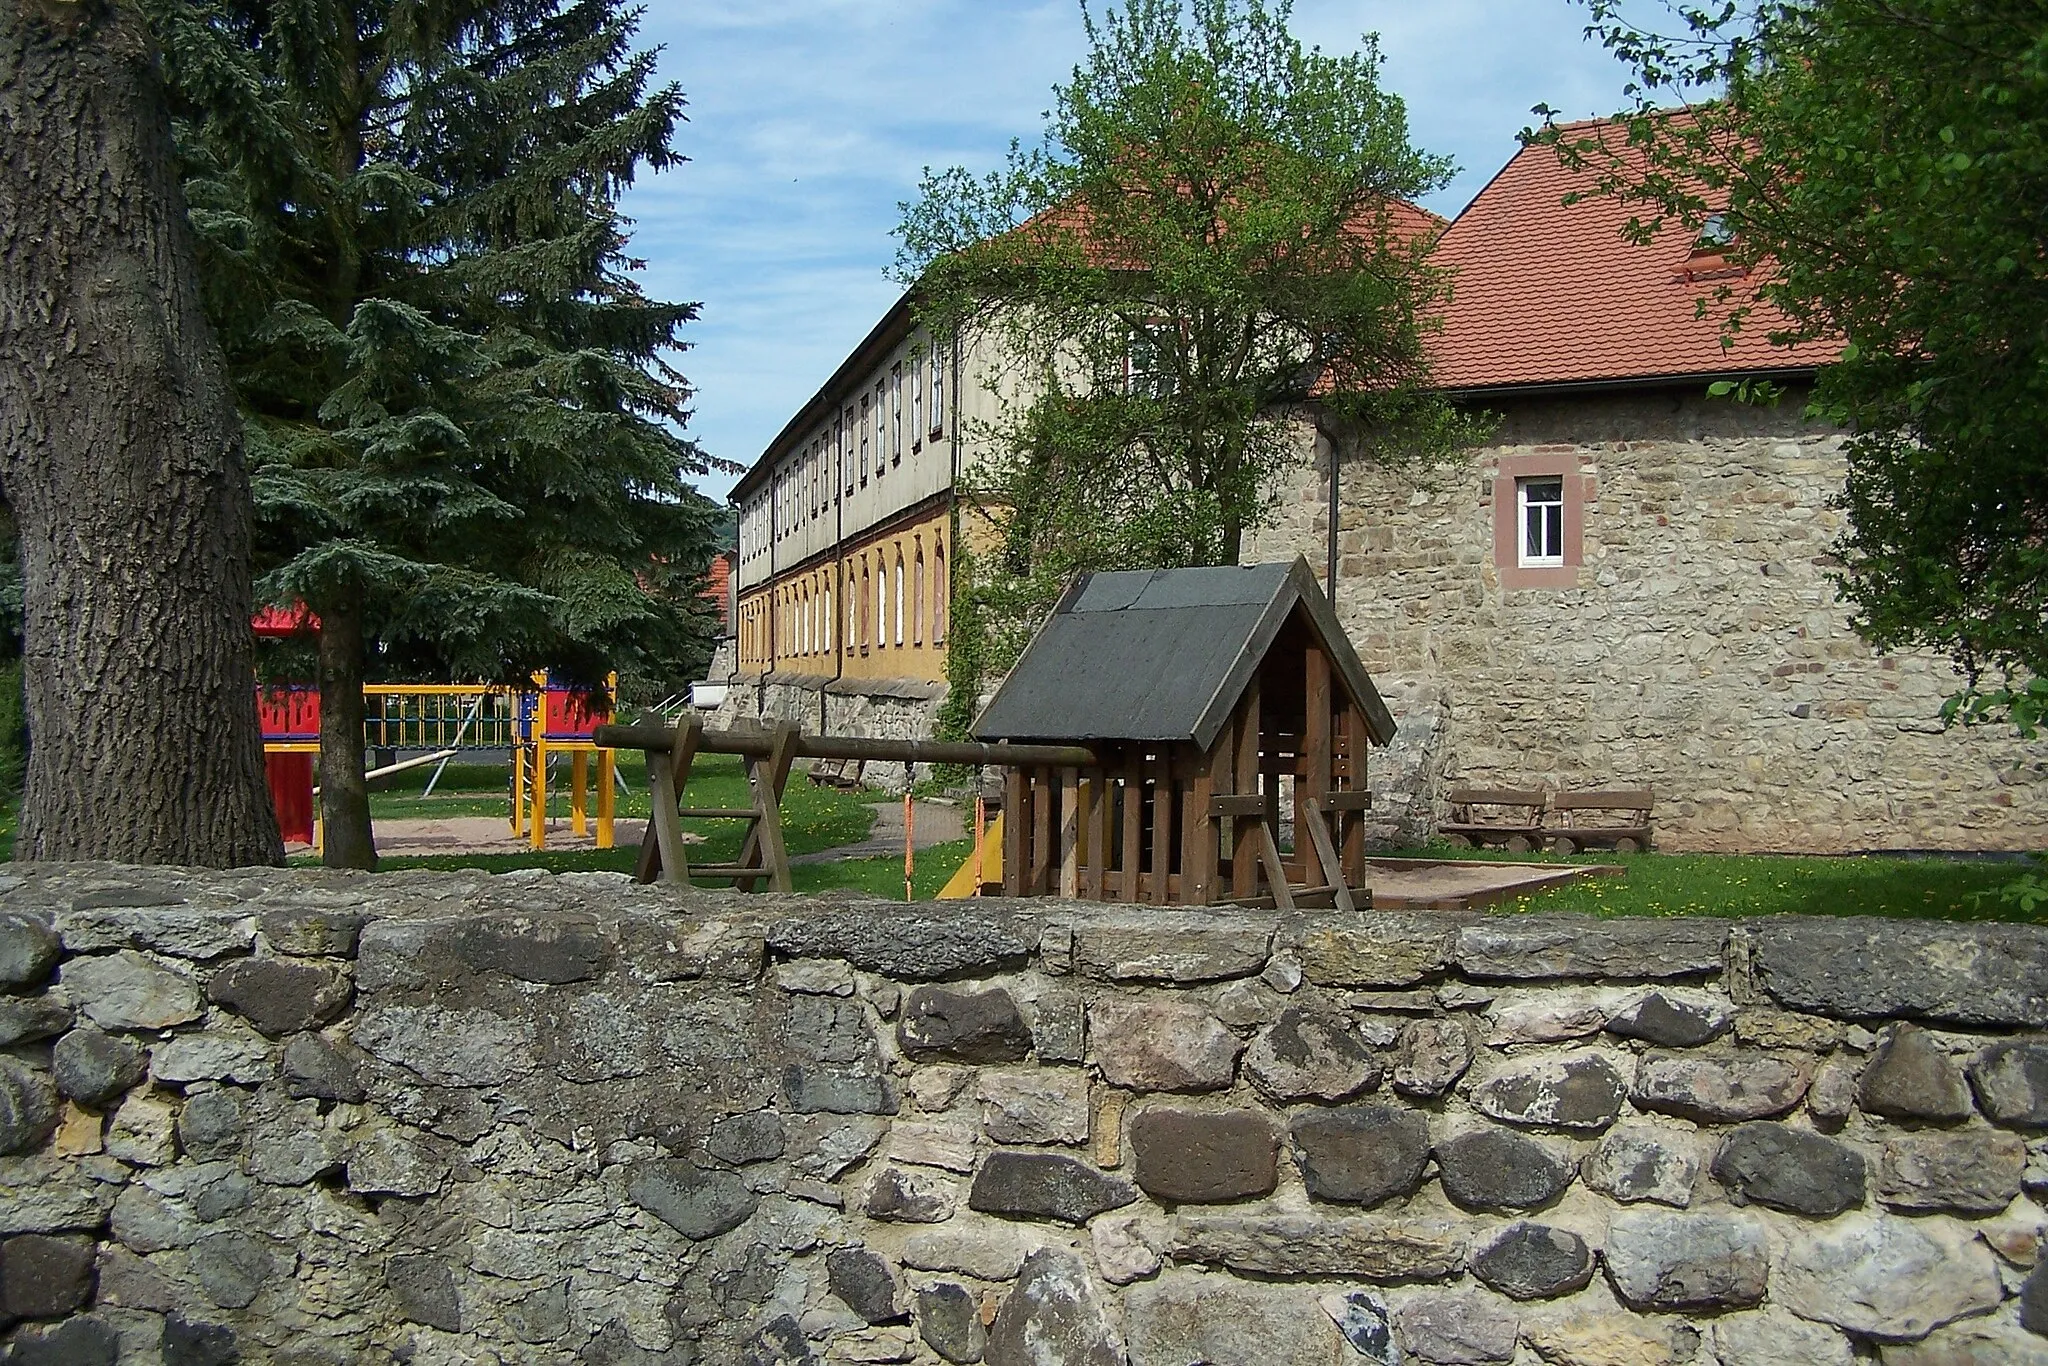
[{"xmin": 723, "ymin": 123, "xmax": 2048, "ymax": 852}]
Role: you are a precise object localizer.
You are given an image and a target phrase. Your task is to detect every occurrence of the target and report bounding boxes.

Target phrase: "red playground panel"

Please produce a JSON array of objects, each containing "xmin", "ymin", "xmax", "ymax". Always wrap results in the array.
[
  {"xmin": 542, "ymin": 685, "xmax": 611, "ymax": 740},
  {"xmin": 257, "ymin": 686, "xmax": 320, "ymax": 742},
  {"xmin": 266, "ymin": 751, "xmax": 315, "ymax": 846}
]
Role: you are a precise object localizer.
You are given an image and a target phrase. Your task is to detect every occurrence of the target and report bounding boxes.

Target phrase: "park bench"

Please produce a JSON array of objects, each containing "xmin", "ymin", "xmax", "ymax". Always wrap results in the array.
[
  {"xmin": 805, "ymin": 756, "xmax": 865, "ymax": 789},
  {"xmin": 1439, "ymin": 787, "xmax": 1550, "ymax": 853},
  {"xmin": 1545, "ymin": 789, "xmax": 1655, "ymax": 854}
]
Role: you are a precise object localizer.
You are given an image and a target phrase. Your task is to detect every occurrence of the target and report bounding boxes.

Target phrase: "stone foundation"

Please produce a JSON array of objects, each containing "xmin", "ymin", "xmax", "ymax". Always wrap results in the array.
[
  {"xmin": 711, "ymin": 675, "xmax": 950, "ymax": 792},
  {"xmin": 2, "ymin": 863, "xmax": 2045, "ymax": 1363}
]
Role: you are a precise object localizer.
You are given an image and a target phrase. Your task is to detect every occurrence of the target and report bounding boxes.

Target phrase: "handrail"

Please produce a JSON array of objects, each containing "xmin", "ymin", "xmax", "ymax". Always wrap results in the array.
[{"xmin": 593, "ymin": 722, "xmax": 1099, "ymax": 770}]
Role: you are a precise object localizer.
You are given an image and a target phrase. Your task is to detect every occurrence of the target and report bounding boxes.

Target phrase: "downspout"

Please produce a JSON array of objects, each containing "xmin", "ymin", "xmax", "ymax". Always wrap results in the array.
[
  {"xmin": 827, "ymin": 417, "xmax": 846, "ymax": 736},
  {"xmin": 762, "ymin": 474, "xmax": 777, "ymax": 719}
]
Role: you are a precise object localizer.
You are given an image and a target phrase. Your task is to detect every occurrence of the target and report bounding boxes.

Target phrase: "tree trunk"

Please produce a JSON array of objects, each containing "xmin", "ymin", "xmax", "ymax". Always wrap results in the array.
[
  {"xmin": 315, "ymin": 588, "xmax": 375, "ymax": 869},
  {"xmin": 0, "ymin": 0, "xmax": 282, "ymax": 866}
]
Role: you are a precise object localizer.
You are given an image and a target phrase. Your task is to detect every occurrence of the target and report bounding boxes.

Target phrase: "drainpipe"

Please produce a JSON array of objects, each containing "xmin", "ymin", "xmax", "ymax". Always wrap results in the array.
[{"xmin": 827, "ymin": 413, "xmax": 846, "ymax": 736}]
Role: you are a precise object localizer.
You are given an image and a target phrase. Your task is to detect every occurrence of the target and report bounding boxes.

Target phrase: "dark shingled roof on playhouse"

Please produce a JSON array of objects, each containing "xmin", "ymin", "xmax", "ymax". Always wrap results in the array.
[{"xmin": 973, "ymin": 556, "xmax": 1393, "ymax": 750}]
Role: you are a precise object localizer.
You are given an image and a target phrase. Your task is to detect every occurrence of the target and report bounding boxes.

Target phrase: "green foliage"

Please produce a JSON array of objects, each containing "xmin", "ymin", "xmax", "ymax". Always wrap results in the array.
[
  {"xmin": 0, "ymin": 661, "xmax": 25, "ymax": 804},
  {"xmin": 149, "ymin": 0, "xmax": 725, "ymax": 690},
  {"xmin": 897, "ymin": 0, "xmax": 1477, "ymax": 615},
  {"xmin": 1551, "ymin": 1, "xmax": 2048, "ymax": 715}
]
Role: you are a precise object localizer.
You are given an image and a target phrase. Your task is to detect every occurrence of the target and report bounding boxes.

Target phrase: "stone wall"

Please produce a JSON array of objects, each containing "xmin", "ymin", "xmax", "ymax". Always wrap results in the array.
[
  {"xmin": 710, "ymin": 676, "xmax": 950, "ymax": 792},
  {"xmin": 1245, "ymin": 389, "xmax": 2048, "ymax": 852},
  {"xmin": 2, "ymin": 863, "xmax": 2047, "ymax": 1364}
]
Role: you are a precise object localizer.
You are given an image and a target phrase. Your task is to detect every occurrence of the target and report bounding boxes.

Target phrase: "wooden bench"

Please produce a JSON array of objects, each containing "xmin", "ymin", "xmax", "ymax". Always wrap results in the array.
[
  {"xmin": 1546, "ymin": 789, "xmax": 1654, "ymax": 854},
  {"xmin": 1439, "ymin": 787, "xmax": 1549, "ymax": 853},
  {"xmin": 805, "ymin": 757, "xmax": 865, "ymax": 789}
]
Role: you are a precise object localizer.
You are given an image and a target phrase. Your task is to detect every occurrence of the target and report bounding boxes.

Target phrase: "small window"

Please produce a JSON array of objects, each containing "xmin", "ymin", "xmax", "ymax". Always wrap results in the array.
[
  {"xmin": 1518, "ymin": 477, "xmax": 1565, "ymax": 567},
  {"xmin": 1127, "ymin": 320, "xmax": 1177, "ymax": 397},
  {"xmin": 875, "ymin": 565, "xmax": 887, "ymax": 649},
  {"xmin": 929, "ymin": 347, "xmax": 945, "ymax": 437},
  {"xmin": 859, "ymin": 399, "xmax": 870, "ymax": 483},
  {"xmin": 911, "ymin": 366, "xmax": 924, "ymax": 450},
  {"xmin": 932, "ymin": 540, "xmax": 947, "ymax": 643},
  {"xmin": 912, "ymin": 542, "xmax": 925, "ymax": 646},
  {"xmin": 894, "ymin": 551, "xmax": 906, "ymax": 645},
  {"xmin": 891, "ymin": 366, "xmax": 904, "ymax": 465},
  {"xmin": 875, "ymin": 383, "xmax": 887, "ymax": 475},
  {"xmin": 841, "ymin": 410, "xmax": 854, "ymax": 493},
  {"xmin": 1694, "ymin": 213, "xmax": 1736, "ymax": 253}
]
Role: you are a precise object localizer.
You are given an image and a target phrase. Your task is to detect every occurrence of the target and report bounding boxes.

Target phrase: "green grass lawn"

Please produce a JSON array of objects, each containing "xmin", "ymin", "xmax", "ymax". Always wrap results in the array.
[{"xmin": 1393, "ymin": 844, "xmax": 2035, "ymax": 923}]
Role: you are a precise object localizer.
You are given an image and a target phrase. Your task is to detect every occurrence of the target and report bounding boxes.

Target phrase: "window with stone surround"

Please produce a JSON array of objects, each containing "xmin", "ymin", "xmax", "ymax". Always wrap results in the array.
[{"xmin": 1492, "ymin": 452, "xmax": 1591, "ymax": 590}]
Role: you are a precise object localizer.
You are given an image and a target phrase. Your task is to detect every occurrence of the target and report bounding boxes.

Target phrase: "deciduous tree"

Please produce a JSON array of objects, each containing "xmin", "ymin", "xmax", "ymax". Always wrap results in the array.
[
  {"xmin": 1553, "ymin": 1, "xmax": 2048, "ymax": 723},
  {"xmin": 896, "ymin": 0, "xmax": 1474, "ymax": 694},
  {"xmin": 0, "ymin": 0, "xmax": 282, "ymax": 866}
]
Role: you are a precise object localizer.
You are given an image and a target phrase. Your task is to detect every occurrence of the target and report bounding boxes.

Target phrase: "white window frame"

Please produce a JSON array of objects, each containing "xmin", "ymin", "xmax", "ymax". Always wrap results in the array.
[
  {"xmin": 929, "ymin": 347, "xmax": 945, "ymax": 437},
  {"xmin": 891, "ymin": 365, "xmax": 904, "ymax": 465},
  {"xmin": 1517, "ymin": 477, "xmax": 1566, "ymax": 568}
]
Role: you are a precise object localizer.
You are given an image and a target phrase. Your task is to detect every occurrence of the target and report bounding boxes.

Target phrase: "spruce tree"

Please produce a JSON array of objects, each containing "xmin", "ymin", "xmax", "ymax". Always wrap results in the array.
[{"xmin": 146, "ymin": 0, "xmax": 722, "ymax": 866}]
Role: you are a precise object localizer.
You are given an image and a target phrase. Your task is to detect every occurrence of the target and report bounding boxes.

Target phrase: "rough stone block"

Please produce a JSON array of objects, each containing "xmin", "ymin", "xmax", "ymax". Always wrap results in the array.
[
  {"xmin": 1295, "ymin": 916, "xmax": 1459, "ymax": 988},
  {"xmin": 279, "ymin": 1033, "xmax": 366, "ymax": 1103},
  {"xmin": 1753, "ymin": 917, "xmax": 2048, "ymax": 1028},
  {"xmin": 1391, "ymin": 1017, "xmax": 1474, "ymax": 1098},
  {"xmin": 1880, "ymin": 1318, "xmax": 2048, "ymax": 1366},
  {"xmin": 888, "ymin": 1118, "xmax": 978, "ymax": 1173},
  {"xmin": 1435, "ymin": 1127, "xmax": 1573, "ymax": 1211},
  {"xmin": 628, "ymin": 1158, "xmax": 759, "ymax": 1240},
  {"xmin": 967, "ymin": 1151, "xmax": 1134, "ymax": 1225},
  {"xmin": 898, "ymin": 987, "xmax": 1032, "ymax": 1063},
  {"xmin": 0, "ymin": 996, "xmax": 72, "ymax": 1047},
  {"xmin": 1394, "ymin": 1289, "xmax": 1519, "ymax": 1365},
  {"xmin": 255, "ymin": 908, "xmax": 364, "ymax": 958},
  {"xmin": 916, "ymin": 1282, "xmax": 987, "ymax": 1364},
  {"xmin": 1711, "ymin": 1123, "xmax": 1867, "ymax": 1217},
  {"xmin": 61, "ymin": 952, "xmax": 202, "ymax": 1031},
  {"xmin": 1125, "ymin": 1273, "xmax": 1352, "ymax": 1366},
  {"xmin": 706, "ymin": 1110, "xmax": 787, "ymax": 1166},
  {"xmin": 1289, "ymin": 1105, "xmax": 1432, "ymax": 1208},
  {"xmin": 0, "ymin": 1233, "xmax": 95, "ymax": 1318},
  {"xmin": 105, "ymin": 1090, "xmax": 178, "ymax": 1167},
  {"xmin": 1484, "ymin": 990, "xmax": 1615, "ymax": 1044},
  {"xmin": 865, "ymin": 1165, "xmax": 958, "ymax": 1224},
  {"xmin": 1028, "ymin": 991, "xmax": 1086, "ymax": 1064},
  {"xmin": 1606, "ymin": 990, "xmax": 1734, "ymax": 1047},
  {"xmin": 1581, "ymin": 1124, "xmax": 1699, "ymax": 1206},
  {"xmin": 206, "ymin": 958, "xmax": 351, "ymax": 1036},
  {"xmin": 1630, "ymin": 1051, "xmax": 1811, "ymax": 1122},
  {"xmin": 189, "ymin": 1229, "xmax": 275, "ymax": 1309},
  {"xmin": 1454, "ymin": 917, "xmax": 1728, "ymax": 981},
  {"xmin": 1090, "ymin": 1210, "xmax": 1166, "ymax": 1285},
  {"xmin": 977, "ymin": 1070, "xmax": 1088, "ymax": 1146},
  {"xmin": 351, "ymin": 1004, "xmax": 535, "ymax": 1086},
  {"xmin": 0, "ymin": 1059, "xmax": 58, "ymax": 1158},
  {"xmin": 161, "ymin": 1314, "xmax": 239, "ymax": 1366},
  {"xmin": 151, "ymin": 1029, "xmax": 273, "ymax": 1086},
  {"xmin": 783, "ymin": 1063, "xmax": 898, "ymax": 1116},
  {"xmin": 385, "ymin": 1252, "xmax": 462, "ymax": 1332},
  {"xmin": 57, "ymin": 904, "xmax": 248, "ymax": 960},
  {"xmin": 1711, "ymin": 1308, "xmax": 1855, "ymax": 1366},
  {"xmin": 1244, "ymin": 1006, "xmax": 1381, "ymax": 1102},
  {"xmin": 6, "ymin": 1316, "xmax": 121, "ymax": 1366},
  {"xmin": 1970, "ymin": 1041, "xmax": 2048, "ymax": 1129},
  {"xmin": 0, "ymin": 914, "xmax": 60, "ymax": 993},
  {"xmin": 1128, "ymin": 1109, "xmax": 1278, "ymax": 1204},
  {"xmin": 1074, "ymin": 916, "xmax": 1273, "ymax": 983},
  {"xmin": 1086, "ymin": 998, "xmax": 1241, "ymax": 1092},
  {"xmin": 901, "ymin": 1224, "xmax": 1032, "ymax": 1282},
  {"xmin": 51, "ymin": 1029, "xmax": 147, "ymax": 1109},
  {"xmin": 1470, "ymin": 1222, "xmax": 1593, "ymax": 1301},
  {"xmin": 1859, "ymin": 1024, "xmax": 1973, "ymax": 1121},
  {"xmin": 1471, "ymin": 1051, "xmax": 1627, "ymax": 1131},
  {"xmin": 984, "ymin": 1249, "xmax": 1122, "ymax": 1366},
  {"xmin": 175, "ymin": 1089, "xmax": 246, "ymax": 1162},
  {"xmin": 1876, "ymin": 1130, "xmax": 2026, "ymax": 1215},
  {"xmin": 827, "ymin": 1247, "xmax": 904, "ymax": 1325},
  {"xmin": 1168, "ymin": 1213, "xmax": 1467, "ymax": 1280},
  {"xmin": 766, "ymin": 911, "xmax": 1031, "ymax": 980},
  {"xmin": 1604, "ymin": 1209, "xmax": 1768, "ymax": 1311},
  {"xmin": 1774, "ymin": 1212, "xmax": 2003, "ymax": 1341}
]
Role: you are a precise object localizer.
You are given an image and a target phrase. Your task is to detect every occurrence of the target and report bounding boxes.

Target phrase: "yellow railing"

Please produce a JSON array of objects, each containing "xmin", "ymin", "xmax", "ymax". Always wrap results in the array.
[{"xmin": 362, "ymin": 685, "xmax": 520, "ymax": 751}]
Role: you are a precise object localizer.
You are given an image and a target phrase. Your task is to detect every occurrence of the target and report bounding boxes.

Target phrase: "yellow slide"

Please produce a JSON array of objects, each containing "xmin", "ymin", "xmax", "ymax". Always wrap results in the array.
[{"xmin": 937, "ymin": 814, "xmax": 1003, "ymax": 899}]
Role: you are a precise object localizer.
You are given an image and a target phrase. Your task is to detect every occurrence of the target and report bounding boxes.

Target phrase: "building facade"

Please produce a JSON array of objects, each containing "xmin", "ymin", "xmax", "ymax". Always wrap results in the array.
[{"xmin": 719, "ymin": 126, "xmax": 2048, "ymax": 851}]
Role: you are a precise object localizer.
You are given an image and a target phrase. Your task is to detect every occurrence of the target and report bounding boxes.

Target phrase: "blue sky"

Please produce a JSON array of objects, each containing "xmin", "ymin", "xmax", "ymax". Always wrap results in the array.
[{"xmin": 621, "ymin": 1, "xmax": 1642, "ymax": 504}]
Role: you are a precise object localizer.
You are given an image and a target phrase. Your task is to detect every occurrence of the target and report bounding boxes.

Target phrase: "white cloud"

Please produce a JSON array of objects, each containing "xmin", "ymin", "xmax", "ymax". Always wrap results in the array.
[{"xmin": 622, "ymin": 0, "xmax": 1639, "ymax": 501}]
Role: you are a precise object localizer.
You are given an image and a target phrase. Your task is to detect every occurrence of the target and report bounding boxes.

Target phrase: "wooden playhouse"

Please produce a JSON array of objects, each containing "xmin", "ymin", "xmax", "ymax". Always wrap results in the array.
[{"xmin": 972, "ymin": 556, "xmax": 1394, "ymax": 909}]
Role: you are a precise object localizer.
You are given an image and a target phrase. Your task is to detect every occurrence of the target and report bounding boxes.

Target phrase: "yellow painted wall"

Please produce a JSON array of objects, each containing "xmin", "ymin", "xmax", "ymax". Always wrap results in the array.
[{"xmin": 736, "ymin": 503, "xmax": 953, "ymax": 683}]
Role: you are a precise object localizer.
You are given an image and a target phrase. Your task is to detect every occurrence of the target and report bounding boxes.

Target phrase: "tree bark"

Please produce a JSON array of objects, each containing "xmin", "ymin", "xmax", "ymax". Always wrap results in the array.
[
  {"xmin": 315, "ymin": 587, "xmax": 375, "ymax": 870},
  {"xmin": 0, "ymin": 0, "xmax": 282, "ymax": 866}
]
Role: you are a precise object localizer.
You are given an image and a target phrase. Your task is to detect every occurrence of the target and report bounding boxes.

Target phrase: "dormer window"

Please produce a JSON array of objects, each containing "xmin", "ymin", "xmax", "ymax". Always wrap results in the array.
[{"xmin": 1693, "ymin": 213, "xmax": 1736, "ymax": 254}]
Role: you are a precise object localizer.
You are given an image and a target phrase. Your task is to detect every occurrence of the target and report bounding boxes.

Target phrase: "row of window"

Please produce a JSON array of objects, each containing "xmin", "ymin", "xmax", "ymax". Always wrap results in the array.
[
  {"xmin": 736, "ymin": 533, "xmax": 948, "ymax": 669},
  {"xmin": 737, "ymin": 346, "xmax": 948, "ymax": 567}
]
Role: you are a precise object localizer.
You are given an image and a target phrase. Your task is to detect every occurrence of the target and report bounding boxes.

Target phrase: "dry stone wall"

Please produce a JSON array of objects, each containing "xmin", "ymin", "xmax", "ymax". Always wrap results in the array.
[
  {"xmin": 0, "ymin": 864, "xmax": 2046, "ymax": 1364},
  {"xmin": 1245, "ymin": 389, "xmax": 2048, "ymax": 852}
]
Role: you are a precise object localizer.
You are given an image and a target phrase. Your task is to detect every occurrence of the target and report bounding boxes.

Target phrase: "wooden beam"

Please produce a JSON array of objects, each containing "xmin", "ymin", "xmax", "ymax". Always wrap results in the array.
[
  {"xmin": 1301, "ymin": 795, "xmax": 1355, "ymax": 913},
  {"xmin": 736, "ymin": 720, "xmax": 798, "ymax": 893},
  {"xmin": 1121, "ymin": 752, "xmax": 1143, "ymax": 904},
  {"xmin": 1030, "ymin": 768, "xmax": 1053, "ymax": 896},
  {"xmin": 636, "ymin": 715, "xmax": 702, "ymax": 885},
  {"xmin": 1302, "ymin": 645, "xmax": 1332, "ymax": 868},
  {"xmin": 1085, "ymin": 771, "xmax": 1109, "ymax": 900},
  {"xmin": 1149, "ymin": 753, "xmax": 1173, "ymax": 905},
  {"xmin": 1256, "ymin": 819, "xmax": 1295, "ymax": 913},
  {"xmin": 595, "ymin": 722, "xmax": 1098, "ymax": 769},
  {"xmin": 1182, "ymin": 744, "xmax": 1217, "ymax": 906}
]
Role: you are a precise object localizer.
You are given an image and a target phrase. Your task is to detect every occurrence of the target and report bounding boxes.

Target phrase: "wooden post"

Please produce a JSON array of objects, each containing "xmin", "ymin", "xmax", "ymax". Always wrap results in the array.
[
  {"xmin": 1058, "ymin": 767, "xmax": 1081, "ymax": 900},
  {"xmin": 636, "ymin": 715, "xmax": 701, "ymax": 884},
  {"xmin": 530, "ymin": 737, "xmax": 548, "ymax": 851},
  {"xmin": 1301, "ymin": 796, "xmax": 1355, "ymax": 913},
  {"xmin": 1181, "ymin": 745, "xmax": 1217, "ymax": 906},
  {"xmin": 1148, "ymin": 753, "xmax": 1173, "ymax": 904},
  {"xmin": 1340, "ymin": 703, "xmax": 1367, "ymax": 887},
  {"xmin": 1120, "ymin": 752, "xmax": 1142, "ymax": 903},
  {"xmin": 510, "ymin": 741, "xmax": 526, "ymax": 836},
  {"xmin": 1256, "ymin": 820, "xmax": 1296, "ymax": 913},
  {"xmin": 1003, "ymin": 767, "xmax": 1027, "ymax": 897},
  {"xmin": 1085, "ymin": 770, "xmax": 1109, "ymax": 900},
  {"xmin": 735, "ymin": 720, "xmax": 799, "ymax": 893},
  {"xmin": 1302, "ymin": 646, "xmax": 1331, "ymax": 873},
  {"xmin": 1232, "ymin": 680, "xmax": 1261, "ymax": 900}
]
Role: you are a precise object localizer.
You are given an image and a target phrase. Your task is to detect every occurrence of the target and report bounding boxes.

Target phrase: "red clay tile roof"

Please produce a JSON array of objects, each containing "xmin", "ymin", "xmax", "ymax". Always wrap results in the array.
[{"xmin": 1428, "ymin": 122, "xmax": 1835, "ymax": 390}]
